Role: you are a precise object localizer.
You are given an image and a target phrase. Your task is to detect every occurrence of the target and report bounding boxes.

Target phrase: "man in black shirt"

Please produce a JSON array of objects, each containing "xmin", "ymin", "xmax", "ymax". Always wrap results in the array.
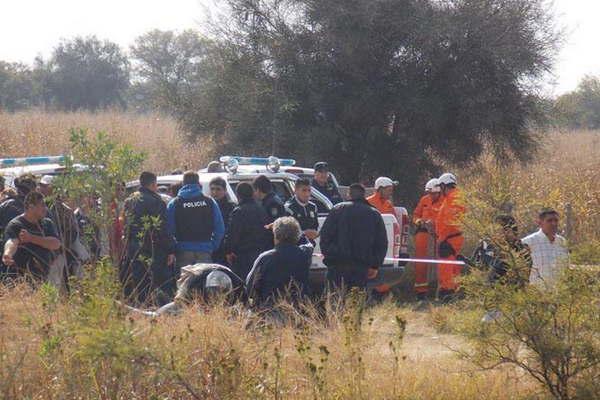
[
  {"xmin": 0, "ymin": 175, "xmax": 37, "ymax": 236},
  {"xmin": 252, "ymin": 175, "xmax": 285, "ymax": 224},
  {"xmin": 311, "ymin": 162, "xmax": 343, "ymax": 209},
  {"xmin": 210, "ymin": 177, "xmax": 236, "ymax": 265},
  {"xmin": 223, "ymin": 183, "xmax": 271, "ymax": 280},
  {"xmin": 284, "ymin": 178, "xmax": 319, "ymax": 243},
  {"xmin": 121, "ymin": 171, "xmax": 176, "ymax": 305},
  {"xmin": 320, "ymin": 183, "xmax": 388, "ymax": 290},
  {"xmin": 2, "ymin": 191, "xmax": 61, "ymax": 282}
]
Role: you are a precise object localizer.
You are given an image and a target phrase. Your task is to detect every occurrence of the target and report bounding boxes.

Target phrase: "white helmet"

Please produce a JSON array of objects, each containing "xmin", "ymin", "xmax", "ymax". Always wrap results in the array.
[
  {"xmin": 438, "ymin": 173, "xmax": 457, "ymax": 185},
  {"xmin": 425, "ymin": 178, "xmax": 441, "ymax": 193}
]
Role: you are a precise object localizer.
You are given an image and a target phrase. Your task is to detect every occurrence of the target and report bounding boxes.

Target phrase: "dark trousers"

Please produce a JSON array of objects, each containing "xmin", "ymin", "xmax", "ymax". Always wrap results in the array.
[
  {"xmin": 120, "ymin": 245, "xmax": 172, "ymax": 306},
  {"xmin": 326, "ymin": 264, "xmax": 369, "ymax": 290}
]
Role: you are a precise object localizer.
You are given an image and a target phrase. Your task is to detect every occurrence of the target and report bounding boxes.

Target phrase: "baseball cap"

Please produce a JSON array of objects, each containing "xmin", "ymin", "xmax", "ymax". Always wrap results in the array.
[
  {"xmin": 438, "ymin": 173, "xmax": 457, "ymax": 185},
  {"xmin": 374, "ymin": 177, "xmax": 399, "ymax": 189},
  {"xmin": 39, "ymin": 175, "xmax": 56, "ymax": 186},
  {"xmin": 313, "ymin": 162, "xmax": 329, "ymax": 172}
]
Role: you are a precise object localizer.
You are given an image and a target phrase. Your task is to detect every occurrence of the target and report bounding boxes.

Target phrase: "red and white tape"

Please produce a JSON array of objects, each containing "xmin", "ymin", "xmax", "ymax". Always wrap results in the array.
[{"xmin": 313, "ymin": 253, "xmax": 465, "ymax": 266}]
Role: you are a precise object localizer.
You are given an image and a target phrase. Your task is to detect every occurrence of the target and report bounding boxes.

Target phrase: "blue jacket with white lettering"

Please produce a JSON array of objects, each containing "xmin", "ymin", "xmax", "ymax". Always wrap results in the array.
[{"xmin": 166, "ymin": 184, "xmax": 225, "ymax": 253}]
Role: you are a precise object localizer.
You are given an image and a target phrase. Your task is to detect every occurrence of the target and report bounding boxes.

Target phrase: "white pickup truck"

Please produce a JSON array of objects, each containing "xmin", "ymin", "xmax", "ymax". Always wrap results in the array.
[{"xmin": 202, "ymin": 156, "xmax": 410, "ymax": 292}]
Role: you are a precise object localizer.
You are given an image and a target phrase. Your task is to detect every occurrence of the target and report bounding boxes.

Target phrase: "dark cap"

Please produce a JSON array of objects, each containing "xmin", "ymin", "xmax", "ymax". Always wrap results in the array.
[{"xmin": 314, "ymin": 162, "xmax": 329, "ymax": 172}]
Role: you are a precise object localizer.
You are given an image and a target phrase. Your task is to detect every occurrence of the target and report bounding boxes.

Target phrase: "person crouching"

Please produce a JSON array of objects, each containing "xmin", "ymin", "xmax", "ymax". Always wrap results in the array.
[{"xmin": 246, "ymin": 217, "xmax": 313, "ymax": 308}]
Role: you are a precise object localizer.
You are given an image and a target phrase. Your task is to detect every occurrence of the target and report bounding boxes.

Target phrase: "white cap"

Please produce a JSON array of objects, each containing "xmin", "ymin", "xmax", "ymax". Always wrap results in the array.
[
  {"xmin": 438, "ymin": 173, "xmax": 457, "ymax": 185},
  {"xmin": 374, "ymin": 177, "xmax": 399, "ymax": 189},
  {"xmin": 39, "ymin": 175, "xmax": 55, "ymax": 186},
  {"xmin": 425, "ymin": 178, "xmax": 441, "ymax": 193}
]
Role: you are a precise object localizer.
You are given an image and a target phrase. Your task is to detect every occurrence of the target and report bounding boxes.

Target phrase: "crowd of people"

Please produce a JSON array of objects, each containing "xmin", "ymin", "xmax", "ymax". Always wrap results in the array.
[{"xmin": 0, "ymin": 161, "xmax": 569, "ymax": 312}]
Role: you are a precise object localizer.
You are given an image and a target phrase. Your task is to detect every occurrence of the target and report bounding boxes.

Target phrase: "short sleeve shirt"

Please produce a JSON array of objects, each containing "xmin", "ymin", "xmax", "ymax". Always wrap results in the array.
[
  {"xmin": 521, "ymin": 229, "xmax": 569, "ymax": 286},
  {"xmin": 4, "ymin": 215, "xmax": 59, "ymax": 277}
]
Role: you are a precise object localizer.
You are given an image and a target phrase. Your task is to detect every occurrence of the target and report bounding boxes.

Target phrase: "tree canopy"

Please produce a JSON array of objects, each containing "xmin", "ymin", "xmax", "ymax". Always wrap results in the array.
[{"xmin": 157, "ymin": 0, "xmax": 558, "ymax": 202}]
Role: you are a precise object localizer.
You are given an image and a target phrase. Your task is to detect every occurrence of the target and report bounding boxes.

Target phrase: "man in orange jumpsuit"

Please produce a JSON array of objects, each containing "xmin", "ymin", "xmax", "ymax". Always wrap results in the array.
[
  {"xmin": 413, "ymin": 178, "xmax": 442, "ymax": 297},
  {"xmin": 367, "ymin": 176, "xmax": 398, "ymax": 294},
  {"xmin": 435, "ymin": 173, "xmax": 465, "ymax": 295},
  {"xmin": 367, "ymin": 177, "xmax": 398, "ymax": 218}
]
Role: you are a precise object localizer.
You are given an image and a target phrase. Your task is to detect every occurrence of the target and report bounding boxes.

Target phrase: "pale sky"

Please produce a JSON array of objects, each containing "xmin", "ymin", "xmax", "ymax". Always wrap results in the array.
[{"xmin": 0, "ymin": 0, "xmax": 598, "ymax": 95}]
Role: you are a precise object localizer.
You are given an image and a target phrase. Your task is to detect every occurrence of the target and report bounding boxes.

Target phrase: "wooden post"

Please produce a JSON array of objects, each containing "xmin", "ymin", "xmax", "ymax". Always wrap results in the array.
[{"xmin": 565, "ymin": 203, "xmax": 573, "ymax": 241}]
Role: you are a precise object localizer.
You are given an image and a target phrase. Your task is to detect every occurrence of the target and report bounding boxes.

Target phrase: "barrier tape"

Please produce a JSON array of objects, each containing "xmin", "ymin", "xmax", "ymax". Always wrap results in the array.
[{"xmin": 313, "ymin": 253, "xmax": 466, "ymax": 266}]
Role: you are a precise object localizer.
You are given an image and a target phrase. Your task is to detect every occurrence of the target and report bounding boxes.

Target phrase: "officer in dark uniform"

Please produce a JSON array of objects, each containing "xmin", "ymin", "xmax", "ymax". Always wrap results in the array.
[
  {"xmin": 311, "ymin": 162, "xmax": 343, "ymax": 212},
  {"xmin": 320, "ymin": 183, "xmax": 388, "ymax": 290},
  {"xmin": 284, "ymin": 178, "xmax": 319, "ymax": 243},
  {"xmin": 209, "ymin": 177, "xmax": 236, "ymax": 265},
  {"xmin": 252, "ymin": 175, "xmax": 285, "ymax": 224},
  {"xmin": 121, "ymin": 171, "xmax": 176, "ymax": 305},
  {"xmin": 224, "ymin": 182, "xmax": 272, "ymax": 280}
]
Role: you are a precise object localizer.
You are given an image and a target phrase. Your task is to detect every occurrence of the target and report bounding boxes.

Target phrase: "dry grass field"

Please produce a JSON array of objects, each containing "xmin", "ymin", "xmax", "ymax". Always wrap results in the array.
[
  {"xmin": 1, "ymin": 110, "xmax": 599, "ymax": 399},
  {"xmin": 0, "ymin": 110, "xmax": 213, "ymax": 173}
]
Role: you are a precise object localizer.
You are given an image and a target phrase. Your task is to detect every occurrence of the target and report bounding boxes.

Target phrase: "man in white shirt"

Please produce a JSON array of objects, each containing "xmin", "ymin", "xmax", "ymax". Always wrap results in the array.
[{"xmin": 522, "ymin": 208, "xmax": 569, "ymax": 286}]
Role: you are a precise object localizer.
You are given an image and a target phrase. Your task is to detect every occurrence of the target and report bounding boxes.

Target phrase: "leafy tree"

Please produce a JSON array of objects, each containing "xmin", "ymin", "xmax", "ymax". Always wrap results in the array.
[
  {"xmin": 0, "ymin": 61, "xmax": 36, "ymax": 111},
  {"xmin": 173, "ymin": 0, "xmax": 558, "ymax": 203},
  {"xmin": 554, "ymin": 76, "xmax": 600, "ymax": 129},
  {"xmin": 40, "ymin": 36, "xmax": 130, "ymax": 111},
  {"xmin": 130, "ymin": 30, "xmax": 211, "ymax": 112}
]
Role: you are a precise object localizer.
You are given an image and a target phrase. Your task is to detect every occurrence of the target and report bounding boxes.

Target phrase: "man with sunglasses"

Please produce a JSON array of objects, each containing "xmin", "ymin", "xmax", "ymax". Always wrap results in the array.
[{"xmin": 522, "ymin": 208, "xmax": 569, "ymax": 286}]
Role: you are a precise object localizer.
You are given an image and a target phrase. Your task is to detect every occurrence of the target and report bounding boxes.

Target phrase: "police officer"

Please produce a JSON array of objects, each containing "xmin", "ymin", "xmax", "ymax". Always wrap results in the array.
[
  {"xmin": 320, "ymin": 183, "xmax": 388, "ymax": 290},
  {"xmin": 224, "ymin": 182, "xmax": 271, "ymax": 280},
  {"xmin": 252, "ymin": 175, "xmax": 285, "ymax": 224},
  {"xmin": 167, "ymin": 171, "xmax": 224, "ymax": 268},
  {"xmin": 121, "ymin": 171, "xmax": 176, "ymax": 305},
  {"xmin": 284, "ymin": 178, "xmax": 319, "ymax": 243},
  {"xmin": 209, "ymin": 177, "xmax": 236, "ymax": 265},
  {"xmin": 312, "ymin": 162, "xmax": 343, "ymax": 210}
]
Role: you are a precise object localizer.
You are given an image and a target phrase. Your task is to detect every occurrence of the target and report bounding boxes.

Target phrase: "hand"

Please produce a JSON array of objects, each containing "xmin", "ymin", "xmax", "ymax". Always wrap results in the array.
[
  {"xmin": 264, "ymin": 223, "xmax": 274, "ymax": 231},
  {"xmin": 367, "ymin": 267, "xmax": 378, "ymax": 280},
  {"xmin": 167, "ymin": 254, "xmax": 176, "ymax": 267},
  {"xmin": 304, "ymin": 229, "xmax": 319, "ymax": 241},
  {"xmin": 2, "ymin": 253, "xmax": 14, "ymax": 266},
  {"xmin": 18, "ymin": 230, "xmax": 32, "ymax": 244}
]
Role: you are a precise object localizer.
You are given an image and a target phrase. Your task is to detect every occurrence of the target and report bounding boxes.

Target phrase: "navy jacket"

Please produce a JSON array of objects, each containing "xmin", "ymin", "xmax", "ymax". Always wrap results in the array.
[
  {"xmin": 246, "ymin": 241, "xmax": 313, "ymax": 305},
  {"xmin": 319, "ymin": 198, "xmax": 388, "ymax": 269},
  {"xmin": 166, "ymin": 184, "xmax": 225, "ymax": 253},
  {"xmin": 123, "ymin": 187, "xmax": 176, "ymax": 254},
  {"xmin": 224, "ymin": 199, "xmax": 271, "ymax": 255},
  {"xmin": 262, "ymin": 192, "xmax": 286, "ymax": 223}
]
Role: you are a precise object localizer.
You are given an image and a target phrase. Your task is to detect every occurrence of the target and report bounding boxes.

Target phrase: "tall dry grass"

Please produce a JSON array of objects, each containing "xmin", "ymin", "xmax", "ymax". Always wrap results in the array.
[
  {"xmin": 459, "ymin": 129, "xmax": 600, "ymax": 251},
  {"xmin": 0, "ymin": 279, "xmax": 536, "ymax": 400},
  {"xmin": 0, "ymin": 110, "xmax": 214, "ymax": 173}
]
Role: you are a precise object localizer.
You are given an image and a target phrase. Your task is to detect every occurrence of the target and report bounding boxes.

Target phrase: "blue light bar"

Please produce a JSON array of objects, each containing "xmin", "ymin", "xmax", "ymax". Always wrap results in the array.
[
  {"xmin": 0, "ymin": 155, "xmax": 66, "ymax": 168},
  {"xmin": 219, "ymin": 156, "xmax": 296, "ymax": 166}
]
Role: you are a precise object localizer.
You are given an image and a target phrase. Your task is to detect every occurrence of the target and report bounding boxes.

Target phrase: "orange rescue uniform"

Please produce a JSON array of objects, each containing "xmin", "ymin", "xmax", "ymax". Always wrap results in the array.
[
  {"xmin": 367, "ymin": 192, "xmax": 398, "ymax": 219},
  {"xmin": 367, "ymin": 191, "xmax": 397, "ymax": 293},
  {"xmin": 412, "ymin": 194, "xmax": 441, "ymax": 294},
  {"xmin": 435, "ymin": 188, "xmax": 465, "ymax": 291}
]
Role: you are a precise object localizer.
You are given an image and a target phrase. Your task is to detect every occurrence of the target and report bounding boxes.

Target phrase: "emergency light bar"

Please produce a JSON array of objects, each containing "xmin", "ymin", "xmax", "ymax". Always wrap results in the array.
[
  {"xmin": 219, "ymin": 156, "xmax": 296, "ymax": 167},
  {"xmin": 0, "ymin": 155, "xmax": 66, "ymax": 168}
]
